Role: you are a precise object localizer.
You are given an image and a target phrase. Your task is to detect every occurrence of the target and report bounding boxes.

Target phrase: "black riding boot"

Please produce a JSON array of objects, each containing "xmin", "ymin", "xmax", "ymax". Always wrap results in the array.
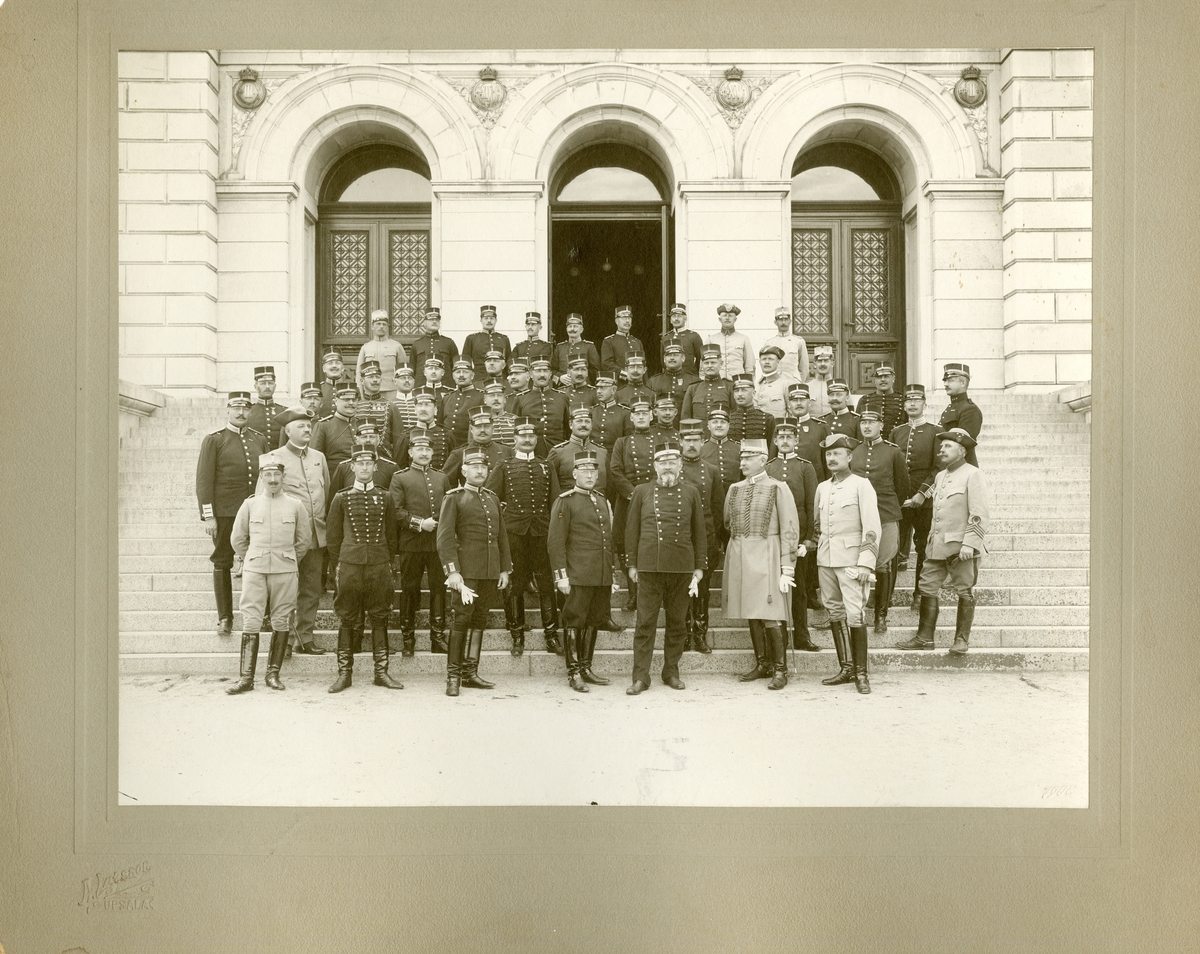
[
  {"xmin": 214, "ymin": 569, "xmax": 234, "ymax": 636},
  {"xmin": 766, "ymin": 625, "xmax": 789, "ymax": 690},
  {"xmin": 791, "ymin": 584, "xmax": 820, "ymax": 651},
  {"xmin": 429, "ymin": 586, "xmax": 448, "ymax": 654},
  {"xmin": 226, "ymin": 632, "xmax": 259, "ymax": 694},
  {"xmin": 538, "ymin": 586, "xmax": 561, "ymax": 656},
  {"xmin": 372, "ymin": 617, "xmax": 404, "ymax": 689},
  {"xmin": 873, "ymin": 567, "xmax": 893, "ymax": 635},
  {"xmin": 693, "ymin": 586, "xmax": 712, "ymax": 654},
  {"xmin": 739, "ymin": 620, "xmax": 772, "ymax": 681},
  {"xmin": 564, "ymin": 628, "xmax": 588, "ymax": 692},
  {"xmin": 896, "ymin": 594, "xmax": 938, "ymax": 650},
  {"xmin": 821, "ymin": 620, "xmax": 856, "ymax": 686},
  {"xmin": 505, "ymin": 587, "xmax": 526, "ymax": 656},
  {"xmin": 851, "ymin": 625, "xmax": 871, "ymax": 694},
  {"xmin": 264, "ymin": 630, "xmax": 288, "ymax": 690},
  {"xmin": 950, "ymin": 595, "xmax": 975, "ymax": 655},
  {"xmin": 398, "ymin": 590, "xmax": 416, "ymax": 658},
  {"xmin": 580, "ymin": 628, "xmax": 610, "ymax": 685},
  {"xmin": 462, "ymin": 628, "xmax": 495, "ymax": 689},
  {"xmin": 624, "ymin": 579, "xmax": 638, "ymax": 612},
  {"xmin": 445, "ymin": 626, "xmax": 466, "ymax": 696},
  {"xmin": 327, "ymin": 625, "xmax": 354, "ymax": 693}
]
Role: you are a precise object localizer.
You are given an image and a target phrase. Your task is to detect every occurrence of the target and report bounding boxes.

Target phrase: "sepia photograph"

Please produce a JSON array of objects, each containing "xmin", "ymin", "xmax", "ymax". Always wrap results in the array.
[{"xmin": 114, "ymin": 46, "xmax": 1092, "ymax": 808}]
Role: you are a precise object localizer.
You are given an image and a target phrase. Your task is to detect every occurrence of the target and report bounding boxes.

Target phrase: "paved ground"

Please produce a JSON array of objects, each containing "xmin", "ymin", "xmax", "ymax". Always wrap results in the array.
[{"xmin": 119, "ymin": 669, "xmax": 1088, "ymax": 808}]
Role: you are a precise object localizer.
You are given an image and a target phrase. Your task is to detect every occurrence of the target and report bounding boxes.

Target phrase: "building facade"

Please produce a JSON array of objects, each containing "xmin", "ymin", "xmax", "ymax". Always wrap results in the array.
[{"xmin": 117, "ymin": 48, "xmax": 1093, "ymax": 398}]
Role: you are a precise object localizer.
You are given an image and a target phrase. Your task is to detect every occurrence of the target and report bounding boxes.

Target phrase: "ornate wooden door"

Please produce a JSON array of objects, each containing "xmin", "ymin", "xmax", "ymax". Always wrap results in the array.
[
  {"xmin": 317, "ymin": 205, "xmax": 431, "ymax": 369},
  {"xmin": 791, "ymin": 209, "xmax": 905, "ymax": 391}
]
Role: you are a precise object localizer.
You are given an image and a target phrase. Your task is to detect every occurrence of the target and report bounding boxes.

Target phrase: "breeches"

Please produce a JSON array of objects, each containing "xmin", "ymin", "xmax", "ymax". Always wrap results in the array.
[
  {"xmin": 399, "ymin": 549, "xmax": 445, "ymax": 597},
  {"xmin": 509, "ymin": 531, "xmax": 552, "ymax": 591},
  {"xmin": 295, "ymin": 548, "xmax": 324, "ymax": 640},
  {"xmin": 239, "ymin": 570, "xmax": 297, "ymax": 632},
  {"xmin": 899, "ymin": 506, "xmax": 932, "ymax": 563},
  {"xmin": 818, "ymin": 565, "xmax": 871, "ymax": 627},
  {"xmin": 918, "ymin": 554, "xmax": 979, "ymax": 599},
  {"xmin": 210, "ymin": 515, "xmax": 236, "ymax": 569},
  {"xmin": 451, "ymin": 578, "xmax": 500, "ymax": 630},
  {"xmin": 334, "ymin": 562, "xmax": 393, "ymax": 625},
  {"xmin": 875, "ymin": 521, "xmax": 899, "ymax": 569},
  {"xmin": 561, "ymin": 585, "xmax": 611, "ymax": 630}
]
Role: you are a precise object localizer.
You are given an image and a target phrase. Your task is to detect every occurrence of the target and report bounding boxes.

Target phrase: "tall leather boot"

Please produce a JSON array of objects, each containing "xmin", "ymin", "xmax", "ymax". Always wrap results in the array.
[
  {"xmin": 791, "ymin": 585, "xmax": 820, "ymax": 651},
  {"xmin": 949, "ymin": 595, "xmax": 975, "ymax": 655},
  {"xmin": 821, "ymin": 620, "xmax": 856, "ymax": 686},
  {"xmin": 767, "ymin": 625, "xmax": 788, "ymax": 690},
  {"xmin": 896, "ymin": 594, "xmax": 938, "ymax": 650},
  {"xmin": 910, "ymin": 550, "xmax": 926, "ymax": 611},
  {"xmin": 445, "ymin": 626, "xmax": 466, "ymax": 696},
  {"xmin": 264, "ymin": 630, "xmax": 288, "ymax": 690},
  {"xmin": 506, "ymin": 588, "xmax": 526, "ymax": 656},
  {"xmin": 538, "ymin": 587, "xmax": 562, "ymax": 655},
  {"xmin": 738, "ymin": 620, "xmax": 771, "ymax": 681},
  {"xmin": 693, "ymin": 586, "xmax": 712, "ymax": 654},
  {"xmin": 226, "ymin": 632, "xmax": 259, "ymax": 694},
  {"xmin": 214, "ymin": 569, "xmax": 234, "ymax": 636},
  {"xmin": 850, "ymin": 625, "xmax": 871, "ymax": 694},
  {"xmin": 327, "ymin": 625, "xmax": 354, "ymax": 693},
  {"xmin": 429, "ymin": 587, "xmax": 448, "ymax": 654},
  {"xmin": 461, "ymin": 628, "xmax": 495, "ymax": 689},
  {"xmin": 398, "ymin": 590, "xmax": 416, "ymax": 658},
  {"xmin": 580, "ymin": 628, "xmax": 610, "ymax": 685},
  {"xmin": 624, "ymin": 574, "xmax": 638, "ymax": 612},
  {"xmin": 683, "ymin": 610, "xmax": 695, "ymax": 652},
  {"xmin": 873, "ymin": 567, "xmax": 893, "ymax": 635},
  {"xmin": 563, "ymin": 628, "xmax": 588, "ymax": 692},
  {"xmin": 371, "ymin": 617, "xmax": 404, "ymax": 689}
]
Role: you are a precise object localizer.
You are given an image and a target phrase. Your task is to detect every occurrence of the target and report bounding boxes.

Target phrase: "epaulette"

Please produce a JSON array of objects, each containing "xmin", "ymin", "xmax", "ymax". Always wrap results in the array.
[
  {"xmin": 208, "ymin": 426, "xmax": 225, "ymax": 436},
  {"xmin": 244, "ymin": 426, "xmax": 266, "ymax": 437},
  {"xmin": 445, "ymin": 486, "xmax": 467, "ymax": 495},
  {"xmin": 883, "ymin": 440, "xmax": 898, "ymax": 447},
  {"xmin": 558, "ymin": 488, "xmax": 578, "ymax": 498},
  {"xmin": 316, "ymin": 414, "xmax": 334, "ymax": 422},
  {"xmin": 550, "ymin": 439, "xmax": 571, "ymax": 449}
]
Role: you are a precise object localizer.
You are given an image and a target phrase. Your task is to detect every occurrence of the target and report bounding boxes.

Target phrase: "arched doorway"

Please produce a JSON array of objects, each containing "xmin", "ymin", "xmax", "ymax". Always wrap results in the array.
[
  {"xmin": 316, "ymin": 142, "xmax": 433, "ymax": 371},
  {"xmin": 549, "ymin": 141, "xmax": 673, "ymax": 373},
  {"xmin": 790, "ymin": 142, "xmax": 906, "ymax": 390}
]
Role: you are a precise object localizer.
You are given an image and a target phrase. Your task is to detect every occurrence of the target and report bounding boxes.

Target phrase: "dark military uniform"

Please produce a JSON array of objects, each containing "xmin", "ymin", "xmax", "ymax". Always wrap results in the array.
[
  {"xmin": 462, "ymin": 330, "xmax": 512, "ymax": 377},
  {"xmin": 615, "ymin": 380, "xmax": 655, "ymax": 408},
  {"xmin": 328, "ymin": 453, "xmax": 399, "ymax": 509},
  {"xmin": 699, "ymin": 437, "xmax": 742, "ymax": 499},
  {"xmin": 354, "ymin": 391, "xmax": 393, "ymax": 449},
  {"xmin": 680, "ymin": 455, "xmax": 725, "ymax": 648},
  {"xmin": 385, "ymin": 395, "xmax": 419, "ymax": 445},
  {"xmin": 195, "ymin": 423, "xmax": 269, "ymax": 628},
  {"xmin": 660, "ymin": 328, "xmax": 705, "ymax": 377},
  {"xmin": 245, "ymin": 399, "xmax": 284, "ymax": 449},
  {"xmin": 317, "ymin": 375, "xmax": 354, "ymax": 419},
  {"xmin": 442, "ymin": 385, "xmax": 485, "ymax": 445},
  {"xmin": 682, "ymin": 377, "xmax": 734, "ymax": 426},
  {"xmin": 547, "ymin": 436, "xmax": 607, "ymax": 497},
  {"xmin": 823, "ymin": 407, "xmax": 862, "ymax": 440},
  {"xmin": 442, "ymin": 440, "xmax": 514, "ymax": 487},
  {"xmin": 600, "ymin": 332, "xmax": 645, "ymax": 381},
  {"xmin": 590, "ymin": 400, "xmax": 632, "ymax": 451},
  {"xmin": 608, "ymin": 430, "xmax": 658, "ymax": 571},
  {"xmin": 326, "ymin": 480, "xmax": 399, "ymax": 686},
  {"xmin": 392, "ymin": 423, "xmax": 456, "ymax": 471},
  {"xmin": 486, "ymin": 452, "xmax": 561, "ymax": 653},
  {"xmin": 892, "ymin": 419, "xmax": 941, "ymax": 591},
  {"xmin": 389, "ymin": 462, "xmax": 450, "ymax": 655},
  {"xmin": 625, "ymin": 479, "xmax": 708, "ymax": 689},
  {"xmin": 561, "ymin": 382, "xmax": 598, "ymax": 408},
  {"xmin": 310, "ymin": 413, "xmax": 358, "ymax": 474},
  {"xmin": 767, "ymin": 452, "xmax": 820, "ymax": 649},
  {"xmin": 938, "ymin": 393, "xmax": 984, "ymax": 467},
  {"xmin": 512, "ymin": 385, "xmax": 570, "ymax": 447},
  {"xmin": 513, "ymin": 338, "xmax": 553, "ymax": 366},
  {"xmin": 552, "ymin": 339, "xmax": 600, "ymax": 383},
  {"xmin": 851, "ymin": 435, "xmax": 911, "ymax": 633},
  {"xmin": 408, "ymin": 333, "xmax": 459, "ymax": 387},
  {"xmin": 792, "ymin": 416, "xmax": 831, "ymax": 481},
  {"xmin": 728, "ymin": 405, "xmax": 775, "ymax": 446},
  {"xmin": 647, "ymin": 370, "xmax": 700, "ymax": 416},
  {"xmin": 856, "ymin": 392, "xmax": 906, "ymax": 441}
]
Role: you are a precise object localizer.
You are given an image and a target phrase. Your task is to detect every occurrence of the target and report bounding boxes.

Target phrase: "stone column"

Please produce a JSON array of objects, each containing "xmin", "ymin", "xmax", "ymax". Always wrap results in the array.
[
  {"xmin": 1000, "ymin": 49, "xmax": 1093, "ymax": 390},
  {"xmin": 118, "ymin": 52, "xmax": 219, "ymax": 394}
]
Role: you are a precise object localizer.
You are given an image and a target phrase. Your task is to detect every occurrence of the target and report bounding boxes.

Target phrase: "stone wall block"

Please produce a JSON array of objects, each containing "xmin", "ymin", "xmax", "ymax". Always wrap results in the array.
[
  {"xmin": 118, "ymin": 51, "xmax": 167, "ymax": 79},
  {"xmin": 1000, "ymin": 50, "xmax": 1053, "ymax": 84}
]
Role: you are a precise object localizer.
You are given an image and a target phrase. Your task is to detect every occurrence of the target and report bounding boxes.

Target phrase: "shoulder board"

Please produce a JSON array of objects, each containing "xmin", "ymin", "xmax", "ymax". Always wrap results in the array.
[
  {"xmin": 550, "ymin": 439, "xmax": 570, "ymax": 449},
  {"xmin": 445, "ymin": 486, "xmax": 467, "ymax": 495},
  {"xmin": 882, "ymin": 440, "xmax": 898, "ymax": 448},
  {"xmin": 316, "ymin": 414, "xmax": 335, "ymax": 423},
  {"xmin": 208, "ymin": 427, "xmax": 226, "ymax": 436},
  {"xmin": 558, "ymin": 489, "xmax": 577, "ymax": 498},
  {"xmin": 479, "ymin": 486, "xmax": 498, "ymax": 497},
  {"xmin": 244, "ymin": 426, "xmax": 266, "ymax": 437}
]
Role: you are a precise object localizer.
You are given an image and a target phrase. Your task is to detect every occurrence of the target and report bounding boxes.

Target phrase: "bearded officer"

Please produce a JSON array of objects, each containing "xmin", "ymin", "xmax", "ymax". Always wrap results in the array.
[
  {"xmin": 196, "ymin": 391, "xmax": 268, "ymax": 637},
  {"xmin": 548, "ymin": 450, "xmax": 616, "ymax": 692},
  {"xmin": 814, "ymin": 433, "xmax": 882, "ymax": 695},
  {"xmin": 899, "ymin": 428, "xmax": 990, "ymax": 654}
]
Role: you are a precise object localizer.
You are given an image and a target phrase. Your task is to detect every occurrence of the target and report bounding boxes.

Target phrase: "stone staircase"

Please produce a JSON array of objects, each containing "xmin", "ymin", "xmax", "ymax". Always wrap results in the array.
[{"xmin": 118, "ymin": 391, "xmax": 1090, "ymax": 677}]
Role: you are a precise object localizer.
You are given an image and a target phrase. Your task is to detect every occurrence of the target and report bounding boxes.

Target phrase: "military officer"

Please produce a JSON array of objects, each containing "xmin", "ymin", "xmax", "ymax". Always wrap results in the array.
[
  {"xmin": 548, "ymin": 404, "xmax": 608, "ymax": 497},
  {"xmin": 647, "ymin": 341, "xmax": 699, "ymax": 417},
  {"xmin": 408, "ymin": 307, "xmax": 459, "ymax": 388},
  {"xmin": 437, "ymin": 448, "xmax": 512, "ymax": 696},
  {"xmin": 822, "ymin": 378, "xmax": 862, "ymax": 439},
  {"xmin": 310, "ymin": 383, "xmax": 359, "ymax": 475},
  {"xmin": 624, "ymin": 440, "xmax": 707, "ymax": 694},
  {"xmin": 246, "ymin": 365, "xmax": 284, "ymax": 449},
  {"xmin": 505, "ymin": 358, "xmax": 533, "ymax": 412},
  {"xmin": 388, "ymin": 428, "xmax": 450, "ymax": 656},
  {"xmin": 766, "ymin": 418, "xmax": 820, "ymax": 653},
  {"xmin": 355, "ymin": 359, "xmax": 393, "ymax": 450},
  {"xmin": 814, "ymin": 433, "xmax": 882, "ymax": 695},
  {"xmin": 660, "ymin": 302, "xmax": 705, "ymax": 376},
  {"xmin": 728, "ymin": 374, "xmax": 776, "ymax": 446},
  {"xmin": 855, "ymin": 364, "xmax": 906, "ymax": 440},
  {"xmin": 681, "ymin": 344, "xmax": 734, "ymax": 425},
  {"xmin": 761, "ymin": 306, "xmax": 809, "ymax": 382},
  {"xmin": 615, "ymin": 348, "xmax": 655, "ymax": 407},
  {"xmin": 325, "ymin": 443, "xmax": 402, "ymax": 692},
  {"xmin": 481, "ymin": 379, "xmax": 518, "ymax": 448},
  {"xmin": 899, "ymin": 428, "xmax": 990, "ymax": 654},
  {"xmin": 707, "ymin": 303, "xmax": 756, "ymax": 379},
  {"xmin": 551, "ymin": 313, "xmax": 600, "ymax": 385},
  {"xmin": 196, "ymin": 391, "xmax": 269, "ymax": 637},
  {"xmin": 443, "ymin": 358, "xmax": 484, "ymax": 446},
  {"xmin": 891, "ymin": 383, "xmax": 941, "ymax": 613},
  {"xmin": 479, "ymin": 348, "xmax": 512, "ymax": 396},
  {"xmin": 461, "ymin": 304, "xmax": 512, "ymax": 377},
  {"xmin": 226, "ymin": 457, "xmax": 311, "ymax": 694},
  {"xmin": 317, "ymin": 349, "xmax": 353, "ymax": 418},
  {"xmin": 649, "ymin": 391, "xmax": 680, "ymax": 441},
  {"xmin": 442, "ymin": 409, "xmax": 515, "ymax": 487},
  {"xmin": 608, "ymin": 398, "xmax": 658, "ymax": 611},
  {"xmin": 422, "ymin": 356, "xmax": 453, "ymax": 409},
  {"xmin": 560, "ymin": 353, "xmax": 598, "ymax": 408},
  {"xmin": 512, "ymin": 357, "xmax": 570, "ymax": 450},
  {"xmin": 486, "ymin": 417, "xmax": 562, "ymax": 656},
  {"xmin": 783, "ymin": 383, "xmax": 830, "ymax": 610},
  {"xmin": 589, "ymin": 375, "xmax": 632, "ymax": 451},
  {"xmin": 679, "ymin": 420, "xmax": 724, "ymax": 654},
  {"xmin": 327, "ymin": 421, "xmax": 398, "ymax": 505},
  {"xmin": 392, "ymin": 387, "xmax": 456, "ymax": 471},
  {"xmin": 851, "ymin": 409, "xmax": 910, "ymax": 634},
  {"xmin": 512, "ymin": 311, "xmax": 553, "ymax": 367},
  {"xmin": 548, "ymin": 450, "xmax": 616, "ymax": 691},
  {"xmin": 699, "ymin": 406, "xmax": 741, "ymax": 500},
  {"xmin": 298, "ymin": 381, "xmax": 322, "ymax": 417},
  {"xmin": 937, "ymin": 362, "xmax": 984, "ymax": 467},
  {"xmin": 805, "ymin": 344, "xmax": 836, "ymax": 419},
  {"xmin": 725, "ymin": 439, "xmax": 802, "ymax": 690},
  {"xmin": 386, "ymin": 364, "xmax": 419, "ymax": 438},
  {"xmin": 356, "ymin": 310, "xmax": 407, "ymax": 402},
  {"xmin": 755, "ymin": 344, "xmax": 800, "ymax": 420},
  {"xmin": 601, "ymin": 304, "xmax": 645, "ymax": 382}
]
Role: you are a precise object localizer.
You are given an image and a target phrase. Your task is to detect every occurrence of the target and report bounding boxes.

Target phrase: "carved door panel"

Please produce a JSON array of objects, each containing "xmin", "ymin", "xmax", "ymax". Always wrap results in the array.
[{"xmin": 792, "ymin": 211, "xmax": 904, "ymax": 391}]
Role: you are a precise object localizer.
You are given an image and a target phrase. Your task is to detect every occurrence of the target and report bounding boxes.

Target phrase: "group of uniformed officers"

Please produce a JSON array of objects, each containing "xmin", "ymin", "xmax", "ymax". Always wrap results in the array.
[{"xmin": 196, "ymin": 302, "xmax": 989, "ymax": 698}]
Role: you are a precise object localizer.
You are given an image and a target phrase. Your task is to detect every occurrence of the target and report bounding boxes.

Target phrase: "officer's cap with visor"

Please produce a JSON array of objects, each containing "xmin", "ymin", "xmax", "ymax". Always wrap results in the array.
[{"xmin": 227, "ymin": 391, "xmax": 252, "ymax": 407}]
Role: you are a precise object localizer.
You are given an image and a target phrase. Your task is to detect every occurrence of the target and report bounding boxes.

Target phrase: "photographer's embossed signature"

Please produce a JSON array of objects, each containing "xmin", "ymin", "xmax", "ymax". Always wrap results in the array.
[{"xmin": 79, "ymin": 861, "xmax": 155, "ymax": 912}]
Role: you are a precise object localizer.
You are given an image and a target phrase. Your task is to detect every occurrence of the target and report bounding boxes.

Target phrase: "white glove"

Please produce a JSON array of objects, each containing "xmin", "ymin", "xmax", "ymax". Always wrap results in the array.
[{"xmin": 779, "ymin": 573, "xmax": 795, "ymax": 592}]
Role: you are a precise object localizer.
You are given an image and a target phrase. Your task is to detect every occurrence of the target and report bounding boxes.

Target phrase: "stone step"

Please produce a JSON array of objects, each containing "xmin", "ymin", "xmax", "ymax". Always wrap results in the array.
[
  {"xmin": 118, "ymin": 601, "xmax": 1089, "ymax": 632},
  {"xmin": 116, "ymin": 646, "xmax": 1088, "ymax": 676},
  {"xmin": 119, "ymin": 622, "xmax": 1090, "ymax": 655}
]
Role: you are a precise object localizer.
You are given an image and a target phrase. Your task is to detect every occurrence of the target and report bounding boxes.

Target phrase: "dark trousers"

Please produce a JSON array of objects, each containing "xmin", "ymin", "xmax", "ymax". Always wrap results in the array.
[
  {"xmin": 399, "ymin": 549, "xmax": 446, "ymax": 615},
  {"xmin": 899, "ymin": 506, "xmax": 932, "ymax": 575},
  {"xmin": 509, "ymin": 530, "xmax": 552, "ymax": 594},
  {"xmin": 209, "ymin": 515, "xmax": 236, "ymax": 569},
  {"xmin": 295, "ymin": 547, "xmax": 324, "ymax": 643},
  {"xmin": 561, "ymin": 585, "xmax": 612, "ymax": 630},
  {"xmin": 632, "ymin": 572, "xmax": 690, "ymax": 685},
  {"xmin": 612, "ymin": 497, "xmax": 630, "ymax": 565},
  {"xmin": 450, "ymin": 578, "xmax": 500, "ymax": 631},
  {"xmin": 334, "ymin": 562, "xmax": 393, "ymax": 629},
  {"xmin": 803, "ymin": 549, "xmax": 820, "ymax": 600},
  {"xmin": 790, "ymin": 555, "xmax": 810, "ymax": 635}
]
